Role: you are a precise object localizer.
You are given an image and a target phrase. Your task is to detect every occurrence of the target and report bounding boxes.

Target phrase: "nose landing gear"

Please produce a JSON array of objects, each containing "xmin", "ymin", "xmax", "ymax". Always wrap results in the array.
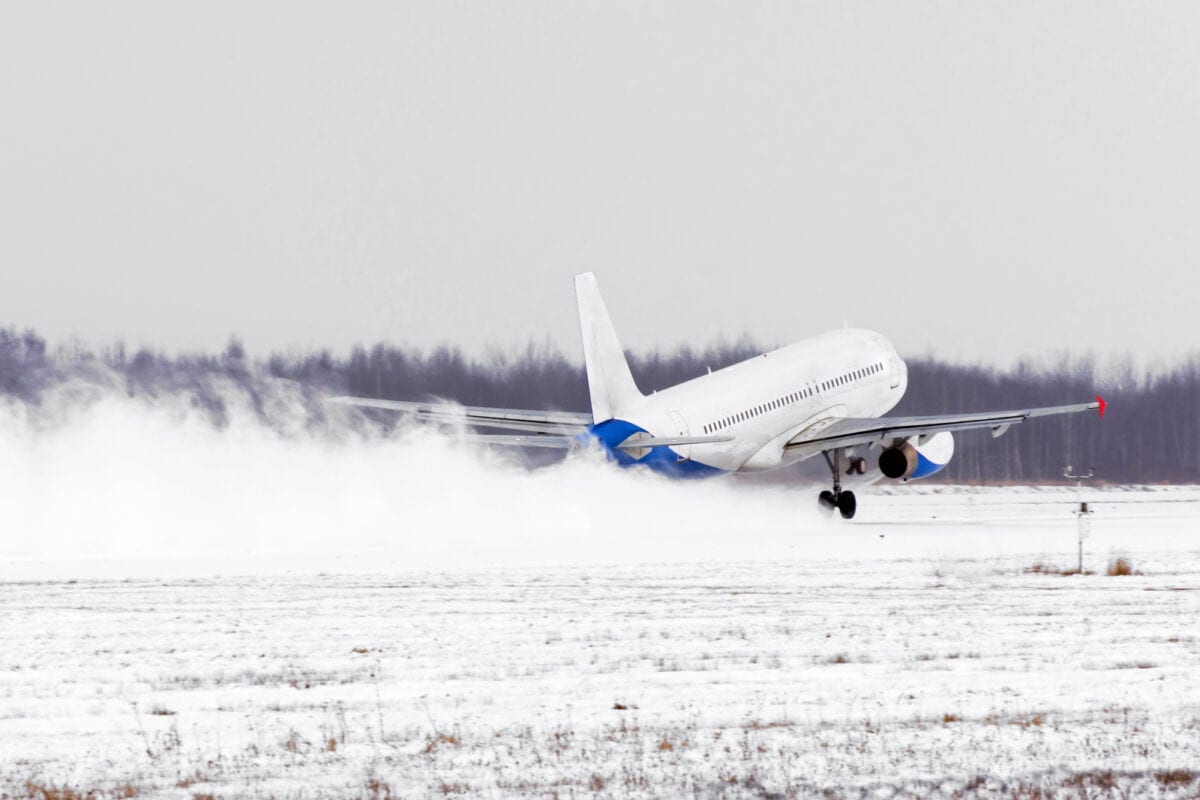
[{"xmin": 818, "ymin": 450, "xmax": 858, "ymax": 520}]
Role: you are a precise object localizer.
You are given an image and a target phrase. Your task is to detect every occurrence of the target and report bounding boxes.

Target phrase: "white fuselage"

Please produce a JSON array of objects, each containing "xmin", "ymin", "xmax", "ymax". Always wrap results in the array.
[{"xmin": 616, "ymin": 329, "xmax": 907, "ymax": 473}]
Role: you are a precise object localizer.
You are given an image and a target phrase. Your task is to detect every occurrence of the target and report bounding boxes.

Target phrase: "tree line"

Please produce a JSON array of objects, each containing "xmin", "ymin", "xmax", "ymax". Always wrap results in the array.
[{"xmin": 2, "ymin": 326, "xmax": 1195, "ymax": 483}]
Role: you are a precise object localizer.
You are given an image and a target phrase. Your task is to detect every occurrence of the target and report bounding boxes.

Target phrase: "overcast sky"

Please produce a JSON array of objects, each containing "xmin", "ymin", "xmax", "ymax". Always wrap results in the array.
[{"xmin": 2, "ymin": 2, "xmax": 1198, "ymax": 367}]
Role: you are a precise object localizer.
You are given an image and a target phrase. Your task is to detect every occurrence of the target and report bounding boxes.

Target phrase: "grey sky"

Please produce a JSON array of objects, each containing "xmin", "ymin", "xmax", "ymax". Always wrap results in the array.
[{"xmin": 2, "ymin": 2, "xmax": 1198, "ymax": 367}]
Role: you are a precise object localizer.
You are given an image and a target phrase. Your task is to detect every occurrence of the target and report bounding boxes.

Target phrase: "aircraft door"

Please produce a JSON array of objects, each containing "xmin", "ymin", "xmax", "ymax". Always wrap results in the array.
[{"xmin": 667, "ymin": 410, "xmax": 691, "ymax": 461}]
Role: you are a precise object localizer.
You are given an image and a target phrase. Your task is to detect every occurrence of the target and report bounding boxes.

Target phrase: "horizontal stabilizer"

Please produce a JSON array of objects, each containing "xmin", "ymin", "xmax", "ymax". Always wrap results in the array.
[{"xmin": 615, "ymin": 434, "xmax": 734, "ymax": 450}]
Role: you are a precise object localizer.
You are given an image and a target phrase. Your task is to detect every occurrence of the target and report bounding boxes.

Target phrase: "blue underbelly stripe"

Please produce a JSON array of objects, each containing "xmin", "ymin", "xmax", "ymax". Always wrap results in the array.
[{"xmin": 583, "ymin": 419, "xmax": 726, "ymax": 479}]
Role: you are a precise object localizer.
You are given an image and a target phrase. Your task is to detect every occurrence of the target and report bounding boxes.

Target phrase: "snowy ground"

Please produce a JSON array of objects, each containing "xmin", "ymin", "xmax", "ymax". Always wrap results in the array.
[
  {"xmin": 3, "ymin": 485, "xmax": 1199, "ymax": 799},
  {"xmin": 1, "ymin": 402, "xmax": 1198, "ymax": 797}
]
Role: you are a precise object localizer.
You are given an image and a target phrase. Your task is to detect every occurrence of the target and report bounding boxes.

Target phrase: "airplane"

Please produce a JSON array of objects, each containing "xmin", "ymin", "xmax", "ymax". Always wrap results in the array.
[{"xmin": 330, "ymin": 273, "xmax": 1105, "ymax": 519}]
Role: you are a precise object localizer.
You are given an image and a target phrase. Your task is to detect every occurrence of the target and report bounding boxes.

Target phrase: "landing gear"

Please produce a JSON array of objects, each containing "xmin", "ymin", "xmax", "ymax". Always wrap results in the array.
[
  {"xmin": 837, "ymin": 490, "xmax": 857, "ymax": 519},
  {"xmin": 818, "ymin": 450, "xmax": 858, "ymax": 519}
]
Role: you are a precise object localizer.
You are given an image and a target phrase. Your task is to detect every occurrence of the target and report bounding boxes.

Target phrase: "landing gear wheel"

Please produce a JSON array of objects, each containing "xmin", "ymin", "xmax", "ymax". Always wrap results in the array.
[
  {"xmin": 819, "ymin": 450, "xmax": 861, "ymax": 520},
  {"xmin": 837, "ymin": 491, "xmax": 857, "ymax": 520}
]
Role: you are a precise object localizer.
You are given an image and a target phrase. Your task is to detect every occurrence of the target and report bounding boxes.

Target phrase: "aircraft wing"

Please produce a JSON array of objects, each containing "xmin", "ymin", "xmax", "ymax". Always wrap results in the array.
[
  {"xmin": 327, "ymin": 396, "xmax": 592, "ymax": 434},
  {"xmin": 328, "ymin": 396, "xmax": 736, "ymax": 450},
  {"xmin": 456, "ymin": 434, "xmax": 579, "ymax": 448},
  {"xmin": 785, "ymin": 396, "xmax": 1105, "ymax": 458}
]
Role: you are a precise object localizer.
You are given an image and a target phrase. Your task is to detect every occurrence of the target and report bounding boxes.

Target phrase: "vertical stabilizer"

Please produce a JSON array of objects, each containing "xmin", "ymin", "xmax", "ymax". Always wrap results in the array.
[{"xmin": 575, "ymin": 273, "xmax": 643, "ymax": 423}]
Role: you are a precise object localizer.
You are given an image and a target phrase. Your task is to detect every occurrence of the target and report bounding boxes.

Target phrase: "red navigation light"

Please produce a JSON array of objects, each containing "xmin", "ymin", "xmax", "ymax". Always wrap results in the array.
[{"xmin": 1096, "ymin": 395, "xmax": 1107, "ymax": 419}]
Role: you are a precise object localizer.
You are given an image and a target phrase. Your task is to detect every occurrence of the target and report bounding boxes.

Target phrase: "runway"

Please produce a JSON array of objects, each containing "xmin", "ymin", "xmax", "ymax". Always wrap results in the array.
[{"xmin": 2, "ymin": 487, "xmax": 1197, "ymax": 798}]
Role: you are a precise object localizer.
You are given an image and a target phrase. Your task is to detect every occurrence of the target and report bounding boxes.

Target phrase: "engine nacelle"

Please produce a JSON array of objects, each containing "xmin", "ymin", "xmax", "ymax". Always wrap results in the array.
[{"xmin": 878, "ymin": 432, "xmax": 954, "ymax": 480}]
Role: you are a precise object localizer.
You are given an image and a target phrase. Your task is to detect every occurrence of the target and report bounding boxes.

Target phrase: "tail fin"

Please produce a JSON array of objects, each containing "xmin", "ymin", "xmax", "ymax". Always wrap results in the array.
[{"xmin": 575, "ymin": 273, "xmax": 643, "ymax": 423}]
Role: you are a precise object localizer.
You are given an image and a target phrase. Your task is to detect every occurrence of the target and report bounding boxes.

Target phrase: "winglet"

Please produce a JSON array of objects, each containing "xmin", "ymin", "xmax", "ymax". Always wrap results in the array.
[{"xmin": 1096, "ymin": 395, "xmax": 1107, "ymax": 419}]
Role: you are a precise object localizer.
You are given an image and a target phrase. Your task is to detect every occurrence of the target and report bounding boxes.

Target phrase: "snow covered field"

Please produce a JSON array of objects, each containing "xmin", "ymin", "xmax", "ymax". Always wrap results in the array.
[{"xmin": 1, "ymin": 400, "xmax": 1198, "ymax": 798}]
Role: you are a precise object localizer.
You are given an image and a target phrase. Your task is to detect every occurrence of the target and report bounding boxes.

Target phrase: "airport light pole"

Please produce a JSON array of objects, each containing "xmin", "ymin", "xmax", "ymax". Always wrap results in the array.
[{"xmin": 1064, "ymin": 466, "xmax": 1094, "ymax": 573}]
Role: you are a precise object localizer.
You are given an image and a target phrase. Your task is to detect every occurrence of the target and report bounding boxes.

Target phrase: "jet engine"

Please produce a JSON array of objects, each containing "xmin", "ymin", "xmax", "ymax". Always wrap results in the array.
[{"xmin": 878, "ymin": 431, "xmax": 954, "ymax": 480}]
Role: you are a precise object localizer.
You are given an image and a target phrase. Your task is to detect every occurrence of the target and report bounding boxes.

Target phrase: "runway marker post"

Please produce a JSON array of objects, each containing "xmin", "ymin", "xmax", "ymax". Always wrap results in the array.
[{"xmin": 1064, "ymin": 465, "xmax": 1094, "ymax": 573}]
